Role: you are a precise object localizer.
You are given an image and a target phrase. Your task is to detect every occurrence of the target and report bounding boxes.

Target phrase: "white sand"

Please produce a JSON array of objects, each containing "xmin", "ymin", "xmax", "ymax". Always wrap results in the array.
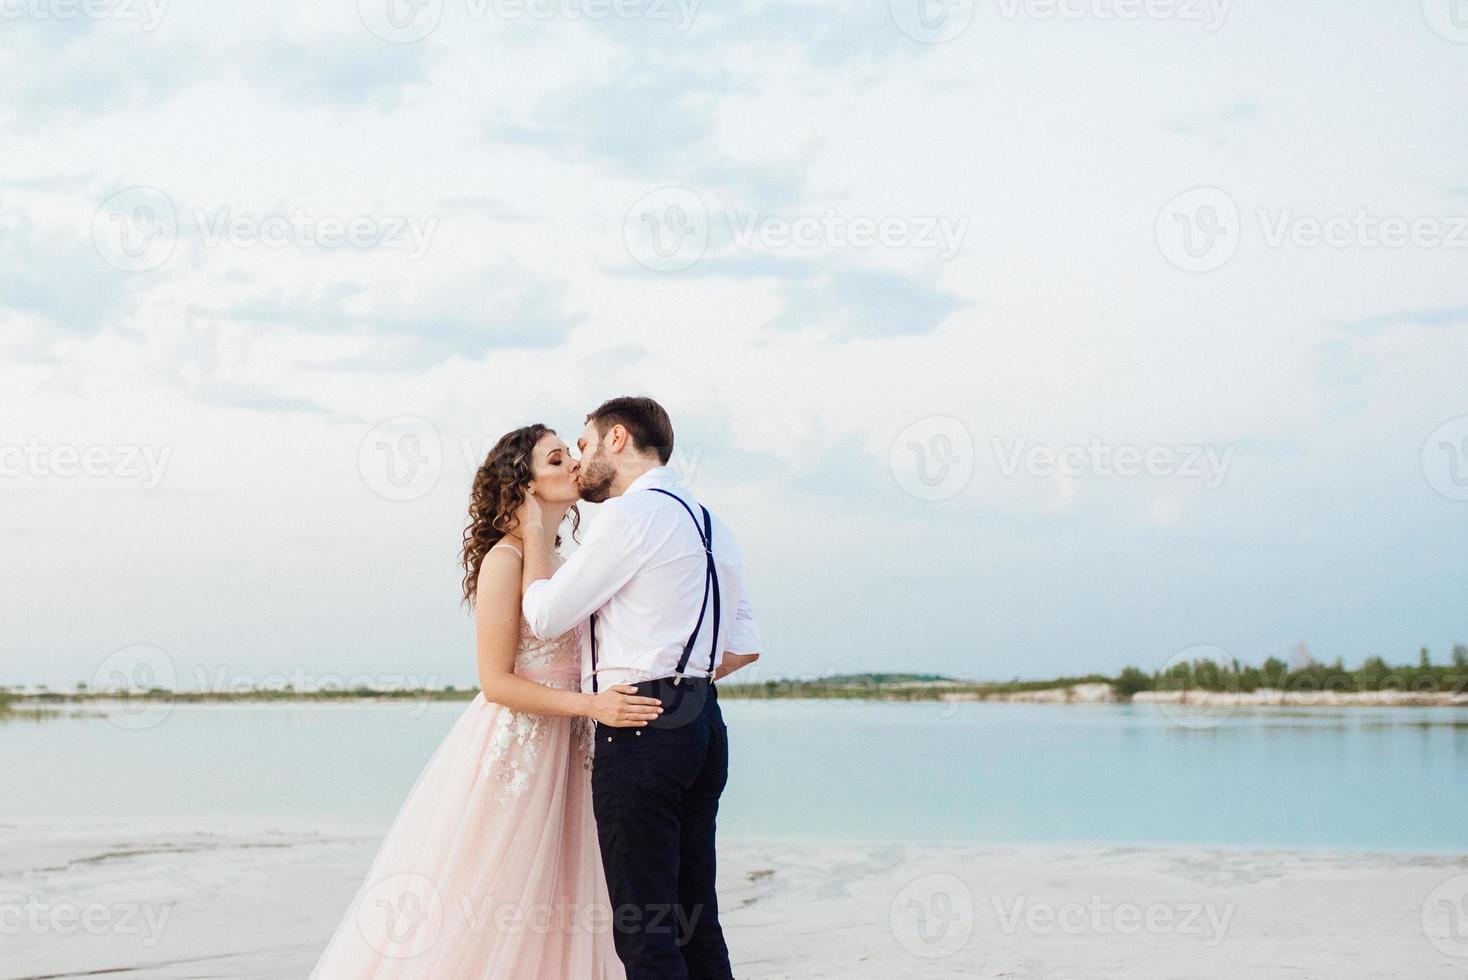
[{"xmin": 2, "ymin": 821, "xmax": 1465, "ymax": 979}]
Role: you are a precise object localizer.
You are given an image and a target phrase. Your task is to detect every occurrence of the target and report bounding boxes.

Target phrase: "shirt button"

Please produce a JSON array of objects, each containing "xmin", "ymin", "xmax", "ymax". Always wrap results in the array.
[
  {"xmin": 635, "ymin": 730, "xmax": 642, "ymax": 736},
  {"xmin": 605, "ymin": 736, "xmax": 612, "ymax": 742}
]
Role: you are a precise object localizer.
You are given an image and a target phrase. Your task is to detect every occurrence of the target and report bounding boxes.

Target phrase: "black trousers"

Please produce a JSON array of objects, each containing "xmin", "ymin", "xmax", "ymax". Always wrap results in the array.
[{"xmin": 591, "ymin": 678, "xmax": 733, "ymax": 980}]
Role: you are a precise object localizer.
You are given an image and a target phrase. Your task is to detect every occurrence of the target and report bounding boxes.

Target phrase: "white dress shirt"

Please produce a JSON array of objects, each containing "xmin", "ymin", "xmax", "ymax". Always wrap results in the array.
[{"xmin": 522, "ymin": 466, "xmax": 763, "ymax": 692}]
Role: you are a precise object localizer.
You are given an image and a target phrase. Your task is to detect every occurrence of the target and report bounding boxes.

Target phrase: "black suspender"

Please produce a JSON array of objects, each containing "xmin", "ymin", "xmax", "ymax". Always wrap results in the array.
[
  {"xmin": 647, "ymin": 488, "xmax": 720, "ymax": 686},
  {"xmin": 588, "ymin": 487, "xmax": 721, "ymax": 693},
  {"xmin": 590, "ymin": 610, "xmax": 599, "ymax": 693}
]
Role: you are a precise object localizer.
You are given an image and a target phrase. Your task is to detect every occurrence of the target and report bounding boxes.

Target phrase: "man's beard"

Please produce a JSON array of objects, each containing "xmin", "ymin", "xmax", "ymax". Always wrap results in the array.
[{"xmin": 578, "ymin": 450, "xmax": 615, "ymax": 503}]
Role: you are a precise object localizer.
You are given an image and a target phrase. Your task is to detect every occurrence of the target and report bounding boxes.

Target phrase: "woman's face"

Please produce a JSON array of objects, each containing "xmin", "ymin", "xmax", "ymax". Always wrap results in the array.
[{"xmin": 528, "ymin": 431, "xmax": 581, "ymax": 505}]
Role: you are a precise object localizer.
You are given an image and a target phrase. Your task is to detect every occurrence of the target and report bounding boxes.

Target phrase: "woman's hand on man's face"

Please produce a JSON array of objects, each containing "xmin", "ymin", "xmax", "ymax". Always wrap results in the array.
[{"xmin": 514, "ymin": 487, "xmax": 544, "ymax": 537}]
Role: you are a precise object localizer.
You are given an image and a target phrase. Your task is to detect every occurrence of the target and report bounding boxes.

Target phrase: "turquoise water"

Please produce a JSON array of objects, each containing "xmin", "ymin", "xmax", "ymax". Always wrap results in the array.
[{"xmin": 4, "ymin": 699, "xmax": 1466, "ymax": 852}]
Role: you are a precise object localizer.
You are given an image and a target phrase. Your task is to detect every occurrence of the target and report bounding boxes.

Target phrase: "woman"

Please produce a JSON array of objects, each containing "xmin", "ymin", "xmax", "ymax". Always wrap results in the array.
[{"xmin": 310, "ymin": 424, "xmax": 663, "ymax": 979}]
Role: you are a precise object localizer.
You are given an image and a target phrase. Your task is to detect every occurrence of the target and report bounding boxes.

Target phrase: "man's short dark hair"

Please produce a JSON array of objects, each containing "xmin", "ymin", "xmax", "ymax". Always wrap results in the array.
[{"xmin": 586, "ymin": 396, "xmax": 674, "ymax": 464}]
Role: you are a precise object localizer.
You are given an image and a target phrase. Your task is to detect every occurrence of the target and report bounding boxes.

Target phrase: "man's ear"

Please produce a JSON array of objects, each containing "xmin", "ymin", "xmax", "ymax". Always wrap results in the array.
[{"xmin": 608, "ymin": 423, "xmax": 628, "ymax": 454}]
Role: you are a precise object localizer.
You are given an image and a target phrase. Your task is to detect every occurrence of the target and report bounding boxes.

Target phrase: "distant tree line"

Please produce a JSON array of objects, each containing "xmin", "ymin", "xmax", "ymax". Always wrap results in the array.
[
  {"xmin": 8, "ymin": 646, "xmax": 1467, "ymax": 709},
  {"xmin": 1112, "ymin": 645, "xmax": 1468, "ymax": 697},
  {"xmin": 718, "ymin": 672, "xmax": 1115, "ymax": 700}
]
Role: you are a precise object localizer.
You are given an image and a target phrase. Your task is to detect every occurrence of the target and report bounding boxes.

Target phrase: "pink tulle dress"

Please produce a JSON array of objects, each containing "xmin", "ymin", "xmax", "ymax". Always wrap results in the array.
[{"xmin": 310, "ymin": 577, "xmax": 625, "ymax": 979}]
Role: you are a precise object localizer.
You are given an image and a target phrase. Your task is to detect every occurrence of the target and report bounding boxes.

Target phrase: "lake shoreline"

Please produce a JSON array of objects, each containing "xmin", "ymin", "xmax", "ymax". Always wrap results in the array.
[
  {"xmin": 11, "ymin": 683, "xmax": 1468, "ymax": 712},
  {"xmin": 962, "ymin": 683, "xmax": 1468, "ymax": 707}
]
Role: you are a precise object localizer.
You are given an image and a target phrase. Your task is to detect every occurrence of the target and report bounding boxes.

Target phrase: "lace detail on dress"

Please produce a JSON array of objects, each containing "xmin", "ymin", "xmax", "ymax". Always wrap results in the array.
[
  {"xmin": 573, "ymin": 712, "xmax": 594, "ymax": 772},
  {"xmin": 482, "ymin": 707, "xmax": 545, "ymax": 803},
  {"xmin": 481, "ymin": 618, "xmax": 591, "ymax": 803},
  {"xmin": 512, "ymin": 617, "xmax": 571, "ymax": 671}
]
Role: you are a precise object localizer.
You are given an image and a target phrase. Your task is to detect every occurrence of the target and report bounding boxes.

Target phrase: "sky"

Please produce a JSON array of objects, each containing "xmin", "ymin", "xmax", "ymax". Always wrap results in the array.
[{"xmin": 2, "ymin": 0, "xmax": 1467, "ymax": 692}]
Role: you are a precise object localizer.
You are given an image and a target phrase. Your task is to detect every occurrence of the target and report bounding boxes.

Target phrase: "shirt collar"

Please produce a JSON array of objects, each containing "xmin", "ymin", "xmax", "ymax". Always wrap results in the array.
[{"xmin": 625, "ymin": 465, "xmax": 678, "ymax": 496}]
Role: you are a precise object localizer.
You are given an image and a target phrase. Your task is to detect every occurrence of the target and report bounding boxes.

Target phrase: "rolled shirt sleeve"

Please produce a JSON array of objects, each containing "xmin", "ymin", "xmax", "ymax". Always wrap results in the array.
[
  {"xmin": 521, "ymin": 505, "xmax": 639, "ymax": 640},
  {"xmin": 725, "ymin": 580, "xmax": 763, "ymax": 654}
]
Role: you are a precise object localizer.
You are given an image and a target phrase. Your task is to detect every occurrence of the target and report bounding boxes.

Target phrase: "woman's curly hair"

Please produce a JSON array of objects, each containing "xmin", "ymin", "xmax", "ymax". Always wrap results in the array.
[{"xmin": 459, "ymin": 424, "xmax": 579, "ymax": 606}]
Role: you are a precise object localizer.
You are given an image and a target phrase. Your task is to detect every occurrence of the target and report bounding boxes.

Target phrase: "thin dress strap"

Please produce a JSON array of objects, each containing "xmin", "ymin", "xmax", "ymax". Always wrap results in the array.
[{"xmin": 490, "ymin": 540, "xmax": 523, "ymax": 559}]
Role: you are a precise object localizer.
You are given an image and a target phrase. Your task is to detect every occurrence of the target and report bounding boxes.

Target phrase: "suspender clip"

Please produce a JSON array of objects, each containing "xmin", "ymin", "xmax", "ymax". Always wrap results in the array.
[{"xmin": 672, "ymin": 671, "xmax": 683, "ymax": 686}]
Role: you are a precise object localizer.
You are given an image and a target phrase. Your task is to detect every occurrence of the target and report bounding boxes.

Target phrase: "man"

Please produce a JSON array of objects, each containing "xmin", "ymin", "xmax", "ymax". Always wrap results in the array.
[{"xmin": 520, "ymin": 395, "xmax": 762, "ymax": 980}]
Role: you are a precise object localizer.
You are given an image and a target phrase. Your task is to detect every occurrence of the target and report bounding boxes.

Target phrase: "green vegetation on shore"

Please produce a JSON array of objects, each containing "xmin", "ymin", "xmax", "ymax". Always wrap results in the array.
[
  {"xmin": 1111, "ymin": 644, "xmax": 1468, "ymax": 698},
  {"xmin": 0, "ymin": 686, "xmax": 62, "ymax": 722},
  {"xmin": 722, "ymin": 645, "xmax": 1468, "ymax": 701},
  {"xmin": 11, "ymin": 685, "xmax": 479, "ymax": 705},
  {"xmin": 5, "ymin": 645, "xmax": 1466, "ymax": 709},
  {"xmin": 714, "ymin": 672, "xmax": 1116, "ymax": 700}
]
